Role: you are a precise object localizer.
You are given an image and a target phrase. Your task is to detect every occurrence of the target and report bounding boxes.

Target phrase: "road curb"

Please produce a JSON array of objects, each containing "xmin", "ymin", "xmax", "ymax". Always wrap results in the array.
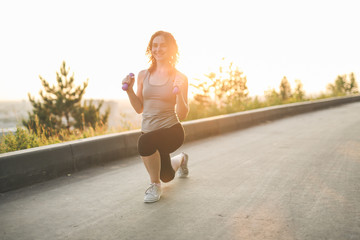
[{"xmin": 1, "ymin": 95, "xmax": 359, "ymax": 192}]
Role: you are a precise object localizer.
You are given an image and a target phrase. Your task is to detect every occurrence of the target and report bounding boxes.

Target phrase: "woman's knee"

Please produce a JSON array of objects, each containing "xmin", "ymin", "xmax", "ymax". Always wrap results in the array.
[{"xmin": 138, "ymin": 133, "xmax": 156, "ymax": 156}]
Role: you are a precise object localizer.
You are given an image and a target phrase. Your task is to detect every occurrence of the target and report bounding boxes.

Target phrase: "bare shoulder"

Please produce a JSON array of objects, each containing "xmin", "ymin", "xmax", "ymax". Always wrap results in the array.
[
  {"xmin": 175, "ymin": 70, "xmax": 188, "ymax": 81},
  {"xmin": 137, "ymin": 69, "xmax": 148, "ymax": 83}
]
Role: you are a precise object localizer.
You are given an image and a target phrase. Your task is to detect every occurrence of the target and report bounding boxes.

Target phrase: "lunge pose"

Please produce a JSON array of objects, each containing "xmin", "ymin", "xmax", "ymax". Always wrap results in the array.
[{"xmin": 122, "ymin": 31, "xmax": 189, "ymax": 203}]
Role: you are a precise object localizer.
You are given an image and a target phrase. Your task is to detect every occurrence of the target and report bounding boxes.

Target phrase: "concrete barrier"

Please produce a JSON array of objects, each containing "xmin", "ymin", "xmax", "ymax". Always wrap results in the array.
[
  {"xmin": 0, "ymin": 130, "xmax": 141, "ymax": 193},
  {"xmin": 1, "ymin": 95, "xmax": 360, "ymax": 192}
]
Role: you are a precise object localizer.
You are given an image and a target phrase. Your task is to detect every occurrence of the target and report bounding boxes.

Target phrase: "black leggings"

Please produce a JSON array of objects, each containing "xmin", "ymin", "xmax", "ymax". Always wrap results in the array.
[{"xmin": 138, "ymin": 123, "xmax": 185, "ymax": 183}]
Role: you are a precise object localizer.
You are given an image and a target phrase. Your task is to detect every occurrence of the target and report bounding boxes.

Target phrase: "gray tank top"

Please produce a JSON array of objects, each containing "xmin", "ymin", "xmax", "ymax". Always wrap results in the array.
[{"xmin": 141, "ymin": 71, "xmax": 179, "ymax": 133}]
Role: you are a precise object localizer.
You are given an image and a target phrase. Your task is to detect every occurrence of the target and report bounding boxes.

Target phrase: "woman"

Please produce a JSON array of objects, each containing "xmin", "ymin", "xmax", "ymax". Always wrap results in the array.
[{"xmin": 122, "ymin": 31, "xmax": 189, "ymax": 203}]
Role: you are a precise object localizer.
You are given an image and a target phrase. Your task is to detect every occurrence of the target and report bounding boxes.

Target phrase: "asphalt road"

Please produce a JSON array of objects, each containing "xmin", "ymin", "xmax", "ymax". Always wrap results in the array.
[{"xmin": 1, "ymin": 102, "xmax": 359, "ymax": 240}]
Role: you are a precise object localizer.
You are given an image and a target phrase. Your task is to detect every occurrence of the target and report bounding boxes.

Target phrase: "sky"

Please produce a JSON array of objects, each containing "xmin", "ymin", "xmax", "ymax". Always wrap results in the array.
[{"xmin": 1, "ymin": 0, "xmax": 359, "ymax": 101}]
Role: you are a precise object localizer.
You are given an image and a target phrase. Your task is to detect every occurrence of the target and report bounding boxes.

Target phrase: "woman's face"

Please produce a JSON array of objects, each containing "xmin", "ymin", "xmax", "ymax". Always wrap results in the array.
[{"xmin": 151, "ymin": 35, "xmax": 170, "ymax": 63}]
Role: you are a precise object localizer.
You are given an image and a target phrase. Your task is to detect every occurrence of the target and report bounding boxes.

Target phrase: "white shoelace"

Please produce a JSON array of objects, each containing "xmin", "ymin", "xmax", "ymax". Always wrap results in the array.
[{"xmin": 145, "ymin": 183, "xmax": 160, "ymax": 195}]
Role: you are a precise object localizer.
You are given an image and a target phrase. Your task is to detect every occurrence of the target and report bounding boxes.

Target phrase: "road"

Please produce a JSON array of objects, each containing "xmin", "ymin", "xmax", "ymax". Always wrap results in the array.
[{"xmin": 1, "ymin": 102, "xmax": 359, "ymax": 240}]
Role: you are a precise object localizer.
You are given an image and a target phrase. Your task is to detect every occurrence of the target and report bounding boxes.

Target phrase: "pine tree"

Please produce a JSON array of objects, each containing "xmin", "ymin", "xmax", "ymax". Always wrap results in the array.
[
  {"xmin": 23, "ymin": 61, "xmax": 109, "ymax": 135},
  {"xmin": 72, "ymin": 99, "xmax": 110, "ymax": 130}
]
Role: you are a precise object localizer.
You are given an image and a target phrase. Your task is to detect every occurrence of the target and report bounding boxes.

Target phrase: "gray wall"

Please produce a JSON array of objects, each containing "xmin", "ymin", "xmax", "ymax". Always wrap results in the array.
[{"xmin": 1, "ymin": 95, "xmax": 360, "ymax": 193}]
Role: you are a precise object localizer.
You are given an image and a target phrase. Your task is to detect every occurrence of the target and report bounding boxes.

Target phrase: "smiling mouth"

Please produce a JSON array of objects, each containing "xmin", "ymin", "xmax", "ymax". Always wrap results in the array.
[{"xmin": 155, "ymin": 53, "xmax": 165, "ymax": 58}]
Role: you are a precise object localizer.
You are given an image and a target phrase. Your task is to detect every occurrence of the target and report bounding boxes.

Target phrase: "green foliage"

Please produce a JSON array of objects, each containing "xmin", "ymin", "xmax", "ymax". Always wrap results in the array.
[
  {"xmin": 0, "ymin": 123, "xmax": 110, "ymax": 153},
  {"xmin": 327, "ymin": 72, "xmax": 359, "ymax": 96},
  {"xmin": 0, "ymin": 61, "xmax": 116, "ymax": 153},
  {"xmin": 280, "ymin": 76, "xmax": 292, "ymax": 101},
  {"xmin": 188, "ymin": 72, "xmax": 309, "ymax": 120},
  {"xmin": 0, "ymin": 128, "xmax": 39, "ymax": 153},
  {"xmin": 187, "ymin": 101, "xmax": 225, "ymax": 120},
  {"xmin": 264, "ymin": 88, "xmax": 282, "ymax": 106},
  {"xmin": 349, "ymin": 73, "xmax": 359, "ymax": 93},
  {"xmin": 188, "ymin": 71, "xmax": 357, "ymax": 122},
  {"xmin": 264, "ymin": 77, "xmax": 306, "ymax": 105},
  {"xmin": 189, "ymin": 60, "xmax": 249, "ymax": 120},
  {"xmin": 211, "ymin": 62, "xmax": 249, "ymax": 107},
  {"xmin": 72, "ymin": 100, "xmax": 110, "ymax": 130},
  {"xmin": 23, "ymin": 61, "xmax": 109, "ymax": 135},
  {"xmin": 293, "ymin": 79, "xmax": 305, "ymax": 101}
]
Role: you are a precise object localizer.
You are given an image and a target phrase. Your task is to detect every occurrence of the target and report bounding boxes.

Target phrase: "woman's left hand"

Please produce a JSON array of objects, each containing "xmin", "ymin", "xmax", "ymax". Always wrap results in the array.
[
  {"xmin": 173, "ymin": 71, "xmax": 189, "ymax": 119},
  {"xmin": 173, "ymin": 73, "xmax": 186, "ymax": 94}
]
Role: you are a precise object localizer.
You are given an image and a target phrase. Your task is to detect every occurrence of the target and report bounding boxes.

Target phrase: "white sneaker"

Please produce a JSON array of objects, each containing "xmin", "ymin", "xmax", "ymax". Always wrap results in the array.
[
  {"xmin": 144, "ymin": 183, "xmax": 162, "ymax": 203},
  {"xmin": 178, "ymin": 152, "xmax": 189, "ymax": 178}
]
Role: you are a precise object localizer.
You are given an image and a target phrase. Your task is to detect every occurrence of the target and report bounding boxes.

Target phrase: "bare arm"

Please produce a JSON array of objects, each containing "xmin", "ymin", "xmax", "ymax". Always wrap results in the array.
[
  {"xmin": 123, "ymin": 70, "xmax": 146, "ymax": 114},
  {"xmin": 174, "ymin": 71, "xmax": 189, "ymax": 120}
]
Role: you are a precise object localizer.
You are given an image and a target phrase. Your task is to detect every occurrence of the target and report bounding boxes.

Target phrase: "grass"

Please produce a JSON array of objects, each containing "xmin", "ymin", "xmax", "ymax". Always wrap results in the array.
[
  {"xmin": 185, "ymin": 92, "xmax": 342, "ymax": 121},
  {"xmin": 0, "ymin": 122, "xmax": 134, "ymax": 154},
  {"xmin": 0, "ymin": 92, "xmax": 355, "ymax": 154}
]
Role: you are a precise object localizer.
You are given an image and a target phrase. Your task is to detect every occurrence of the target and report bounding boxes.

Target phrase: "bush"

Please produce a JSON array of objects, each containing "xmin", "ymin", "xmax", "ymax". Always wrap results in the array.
[
  {"xmin": 1, "ymin": 128, "xmax": 40, "ymax": 153},
  {"xmin": 1, "ymin": 123, "xmax": 110, "ymax": 153}
]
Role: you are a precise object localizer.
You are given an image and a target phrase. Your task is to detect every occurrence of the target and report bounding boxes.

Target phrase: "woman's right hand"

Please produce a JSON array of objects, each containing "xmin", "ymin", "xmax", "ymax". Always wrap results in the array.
[{"xmin": 122, "ymin": 73, "xmax": 135, "ymax": 91}]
